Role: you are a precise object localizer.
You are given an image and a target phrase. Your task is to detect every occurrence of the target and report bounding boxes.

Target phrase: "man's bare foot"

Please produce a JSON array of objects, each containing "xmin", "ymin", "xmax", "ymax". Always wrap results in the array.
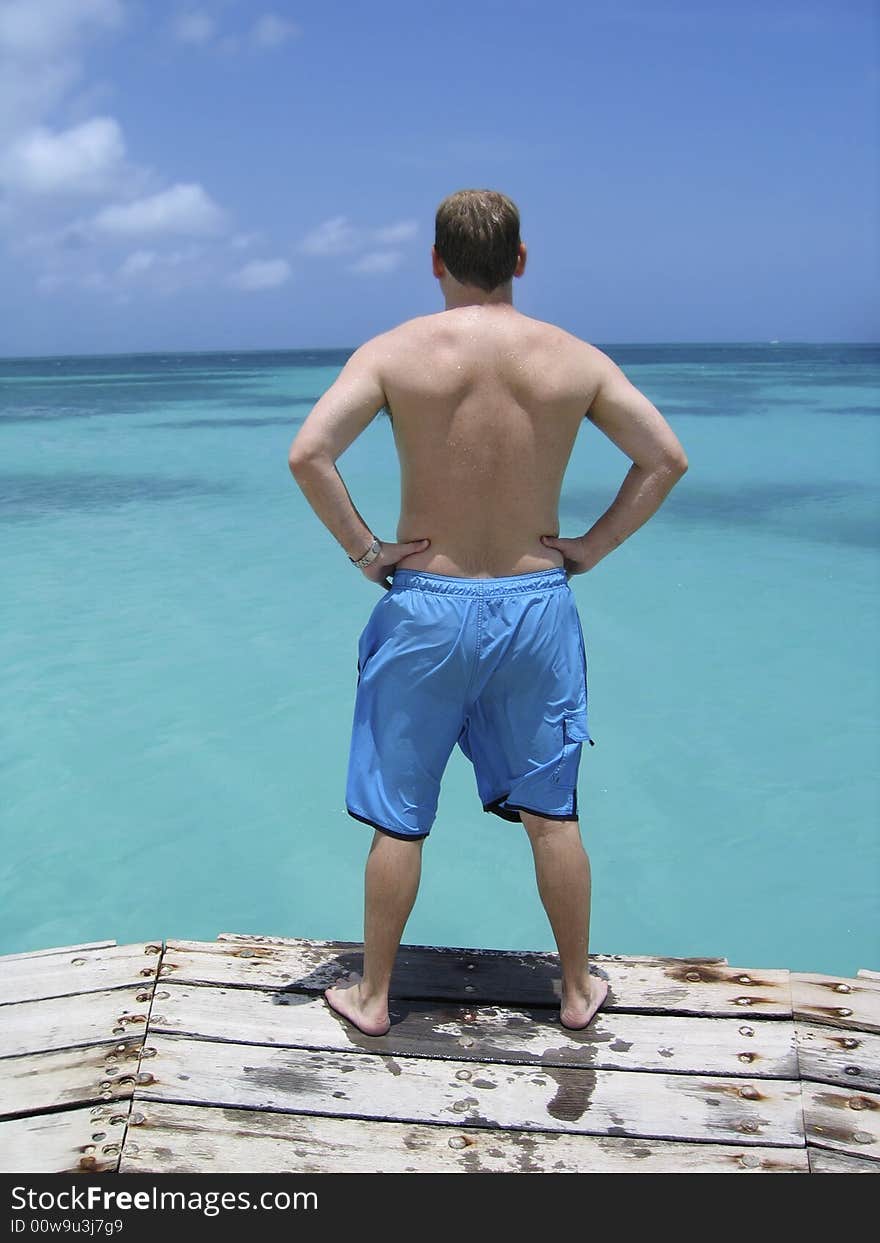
[
  {"xmin": 560, "ymin": 975, "xmax": 609, "ymax": 1030},
  {"xmin": 323, "ymin": 971, "xmax": 391, "ymax": 1037}
]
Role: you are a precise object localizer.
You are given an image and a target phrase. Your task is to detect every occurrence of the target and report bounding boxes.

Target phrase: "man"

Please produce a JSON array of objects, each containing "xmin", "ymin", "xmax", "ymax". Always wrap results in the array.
[{"xmin": 288, "ymin": 189, "xmax": 688, "ymax": 1037}]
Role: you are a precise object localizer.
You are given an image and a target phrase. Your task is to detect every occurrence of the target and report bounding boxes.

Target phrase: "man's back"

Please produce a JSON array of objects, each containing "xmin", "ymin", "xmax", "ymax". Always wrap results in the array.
[{"xmin": 379, "ymin": 304, "xmax": 600, "ymax": 578}]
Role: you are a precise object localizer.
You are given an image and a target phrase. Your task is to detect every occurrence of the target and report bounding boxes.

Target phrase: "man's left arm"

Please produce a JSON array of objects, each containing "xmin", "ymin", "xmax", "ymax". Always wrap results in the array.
[{"xmin": 287, "ymin": 338, "xmax": 429, "ymax": 588}]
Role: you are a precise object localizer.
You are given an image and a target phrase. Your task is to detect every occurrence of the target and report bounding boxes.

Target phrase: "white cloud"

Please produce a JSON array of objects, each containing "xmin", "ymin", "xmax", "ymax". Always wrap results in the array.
[
  {"xmin": 251, "ymin": 13, "xmax": 300, "ymax": 48},
  {"xmin": 230, "ymin": 230, "xmax": 261, "ymax": 249},
  {"xmin": 228, "ymin": 257, "xmax": 291, "ymax": 290},
  {"xmin": 0, "ymin": 116, "xmax": 125, "ymax": 195},
  {"xmin": 118, "ymin": 249, "xmax": 156, "ymax": 277},
  {"xmin": 171, "ymin": 10, "xmax": 216, "ymax": 47},
  {"xmin": 350, "ymin": 250, "xmax": 404, "ymax": 275},
  {"xmin": 0, "ymin": 0, "xmax": 123, "ymax": 57},
  {"xmin": 297, "ymin": 214, "xmax": 358, "ymax": 256},
  {"xmin": 372, "ymin": 219, "xmax": 417, "ymax": 245},
  {"xmin": 93, "ymin": 183, "xmax": 227, "ymax": 237},
  {"xmin": 0, "ymin": 0, "xmax": 123, "ymax": 143}
]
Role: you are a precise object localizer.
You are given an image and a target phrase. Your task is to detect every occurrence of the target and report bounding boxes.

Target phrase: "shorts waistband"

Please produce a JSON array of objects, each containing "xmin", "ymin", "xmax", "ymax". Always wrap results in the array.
[{"xmin": 390, "ymin": 566, "xmax": 569, "ymax": 597}]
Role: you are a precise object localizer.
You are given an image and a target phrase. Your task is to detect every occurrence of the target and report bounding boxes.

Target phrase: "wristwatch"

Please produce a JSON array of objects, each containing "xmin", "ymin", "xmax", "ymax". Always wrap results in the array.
[{"xmin": 350, "ymin": 536, "xmax": 382, "ymax": 569}]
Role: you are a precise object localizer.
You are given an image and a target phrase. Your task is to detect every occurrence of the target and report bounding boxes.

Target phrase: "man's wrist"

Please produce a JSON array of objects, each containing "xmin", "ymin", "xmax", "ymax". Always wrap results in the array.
[{"xmin": 349, "ymin": 536, "xmax": 382, "ymax": 568}]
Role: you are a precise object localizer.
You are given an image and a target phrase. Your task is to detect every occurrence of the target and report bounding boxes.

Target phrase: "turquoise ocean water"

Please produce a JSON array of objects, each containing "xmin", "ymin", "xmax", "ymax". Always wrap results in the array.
[{"xmin": 1, "ymin": 344, "xmax": 878, "ymax": 976}]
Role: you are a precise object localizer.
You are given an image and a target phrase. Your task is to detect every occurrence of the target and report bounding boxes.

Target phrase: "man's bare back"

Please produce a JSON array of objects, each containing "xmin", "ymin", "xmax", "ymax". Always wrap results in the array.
[{"xmin": 379, "ymin": 304, "xmax": 598, "ymax": 578}]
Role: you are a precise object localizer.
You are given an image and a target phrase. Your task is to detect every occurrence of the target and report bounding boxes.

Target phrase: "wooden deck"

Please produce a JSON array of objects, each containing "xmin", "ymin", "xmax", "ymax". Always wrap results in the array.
[{"xmin": 1, "ymin": 935, "xmax": 878, "ymax": 1174}]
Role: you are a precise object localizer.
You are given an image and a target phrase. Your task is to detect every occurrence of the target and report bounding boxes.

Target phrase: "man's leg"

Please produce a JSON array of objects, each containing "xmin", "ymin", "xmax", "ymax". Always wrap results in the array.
[
  {"xmin": 520, "ymin": 811, "xmax": 607, "ymax": 1029},
  {"xmin": 324, "ymin": 830, "xmax": 425, "ymax": 1036}
]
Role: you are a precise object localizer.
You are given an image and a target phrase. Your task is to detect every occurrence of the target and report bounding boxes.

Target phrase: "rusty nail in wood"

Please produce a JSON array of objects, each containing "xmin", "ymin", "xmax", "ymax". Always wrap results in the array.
[
  {"xmin": 738, "ymin": 1052, "xmax": 754, "ymax": 1063},
  {"xmin": 71, "ymin": 958, "xmax": 86, "ymax": 965},
  {"xmin": 848, "ymin": 1097, "xmax": 868, "ymax": 1111},
  {"xmin": 740, "ymin": 1153, "xmax": 761, "ymax": 1169},
  {"xmin": 448, "ymin": 1136, "xmax": 468, "ymax": 1149},
  {"xmin": 834, "ymin": 983, "xmax": 852, "ymax": 993},
  {"xmin": 738, "ymin": 1025, "xmax": 754, "ymax": 1037},
  {"xmin": 837, "ymin": 1007, "xmax": 854, "ymax": 1016},
  {"xmin": 740, "ymin": 1120, "xmax": 759, "ymax": 1133},
  {"xmin": 740, "ymin": 1085, "xmax": 760, "ymax": 1099},
  {"xmin": 734, "ymin": 997, "xmax": 753, "ymax": 1006},
  {"xmin": 842, "ymin": 1037, "xmax": 859, "ymax": 1049},
  {"xmin": 844, "ymin": 1066, "xmax": 861, "ymax": 1076},
  {"xmin": 685, "ymin": 971, "xmax": 701, "ymax": 982}
]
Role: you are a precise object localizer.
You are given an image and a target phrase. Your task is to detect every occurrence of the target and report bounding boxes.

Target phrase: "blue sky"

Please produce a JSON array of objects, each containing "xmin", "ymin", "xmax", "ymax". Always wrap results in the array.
[{"xmin": 0, "ymin": 0, "xmax": 876, "ymax": 356}]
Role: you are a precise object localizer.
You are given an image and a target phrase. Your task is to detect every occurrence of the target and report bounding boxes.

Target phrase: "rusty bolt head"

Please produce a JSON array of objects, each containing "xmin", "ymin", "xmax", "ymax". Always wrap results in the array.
[
  {"xmin": 738, "ymin": 1052, "xmax": 755, "ymax": 1063},
  {"xmin": 82, "ymin": 1145, "xmax": 96, "ymax": 1156},
  {"xmin": 740, "ymin": 1085, "xmax": 760, "ymax": 1100},
  {"xmin": 835, "ymin": 983, "xmax": 852, "ymax": 994},
  {"xmin": 848, "ymin": 1097, "xmax": 869, "ymax": 1111},
  {"xmin": 448, "ymin": 1136, "xmax": 468, "ymax": 1149},
  {"xmin": 842, "ymin": 1037, "xmax": 859, "ymax": 1049}
]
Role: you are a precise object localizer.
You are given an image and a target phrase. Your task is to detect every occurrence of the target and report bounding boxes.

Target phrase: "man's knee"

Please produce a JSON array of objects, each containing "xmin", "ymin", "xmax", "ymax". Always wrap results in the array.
[{"xmin": 519, "ymin": 809, "xmax": 580, "ymax": 842}]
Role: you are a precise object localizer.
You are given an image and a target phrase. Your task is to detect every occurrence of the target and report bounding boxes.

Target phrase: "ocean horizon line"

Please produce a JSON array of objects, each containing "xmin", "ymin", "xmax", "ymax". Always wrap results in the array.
[{"xmin": 2, "ymin": 340, "xmax": 878, "ymax": 364}]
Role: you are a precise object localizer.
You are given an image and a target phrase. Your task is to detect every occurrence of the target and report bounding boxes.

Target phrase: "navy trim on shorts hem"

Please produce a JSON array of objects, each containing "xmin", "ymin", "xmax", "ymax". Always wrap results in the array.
[
  {"xmin": 346, "ymin": 806, "xmax": 430, "ymax": 841},
  {"xmin": 482, "ymin": 788, "xmax": 579, "ymax": 822}
]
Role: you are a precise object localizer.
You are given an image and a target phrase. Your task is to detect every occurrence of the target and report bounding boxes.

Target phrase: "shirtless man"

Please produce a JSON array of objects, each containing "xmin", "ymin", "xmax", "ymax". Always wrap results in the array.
[{"xmin": 288, "ymin": 189, "xmax": 688, "ymax": 1037}]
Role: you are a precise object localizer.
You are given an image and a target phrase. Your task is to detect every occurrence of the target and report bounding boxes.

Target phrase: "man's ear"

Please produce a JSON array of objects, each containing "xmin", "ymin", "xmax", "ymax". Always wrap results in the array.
[
  {"xmin": 431, "ymin": 245, "xmax": 445, "ymax": 278},
  {"xmin": 514, "ymin": 242, "xmax": 527, "ymax": 277}
]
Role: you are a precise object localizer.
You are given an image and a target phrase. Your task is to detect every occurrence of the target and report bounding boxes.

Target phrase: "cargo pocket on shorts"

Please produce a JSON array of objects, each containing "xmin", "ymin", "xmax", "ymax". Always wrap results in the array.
[{"xmin": 552, "ymin": 709, "xmax": 593, "ymax": 785}]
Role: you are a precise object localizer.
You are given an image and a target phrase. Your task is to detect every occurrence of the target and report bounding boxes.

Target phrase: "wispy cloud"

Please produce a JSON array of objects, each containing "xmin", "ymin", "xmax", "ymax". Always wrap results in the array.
[
  {"xmin": 297, "ymin": 216, "xmax": 418, "ymax": 262},
  {"xmin": 251, "ymin": 14, "xmax": 300, "ymax": 49},
  {"xmin": 297, "ymin": 214, "xmax": 359, "ymax": 256},
  {"xmin": 228, "ymin": 257, "xmax": 291, "ymax": 290},
  {"xmin": 0, "ymin": 116, "xmax": 126, "ymax": 195},
  {"xmin": 349, "ymin": 250, "xmax": 404, "ymax": 275},
  {"xmin": 372, "ymin": 220, "xmax": 418, "ymax": 245},
  {"xmin": 171, "ymin": 9, "xmax": 216, "ymax": 47},
  {"xmin": 92, "ymin": 183, "xmax": 227, "ymax": 238}
]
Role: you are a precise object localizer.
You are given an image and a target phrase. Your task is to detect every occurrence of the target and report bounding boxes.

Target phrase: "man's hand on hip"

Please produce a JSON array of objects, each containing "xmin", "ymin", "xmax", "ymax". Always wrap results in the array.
[
  {"xmin": 362, "ymin": 538, "xmax": 431, "ymax": 591},
  {"xmin": 540, "ymin": 533, "xmax": 596, "ymax": 580}
]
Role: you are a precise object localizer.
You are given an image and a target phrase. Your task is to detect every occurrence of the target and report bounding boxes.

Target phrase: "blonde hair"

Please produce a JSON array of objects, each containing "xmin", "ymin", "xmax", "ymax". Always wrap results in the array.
[{"xmin": 434, "ymin": 189, "xmax": 521, "ymax": 292}]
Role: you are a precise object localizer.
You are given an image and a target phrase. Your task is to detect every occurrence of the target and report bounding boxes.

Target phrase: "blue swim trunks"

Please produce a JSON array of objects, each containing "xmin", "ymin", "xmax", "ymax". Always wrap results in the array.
[{"xmin": 345, "ymin": 566, "xmax": 595, "ymax": 840}]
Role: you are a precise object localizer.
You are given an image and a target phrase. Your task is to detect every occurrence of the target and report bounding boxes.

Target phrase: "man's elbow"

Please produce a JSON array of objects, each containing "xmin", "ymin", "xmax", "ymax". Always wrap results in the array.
[{"xmin": 288, "ymin": 443, "xmax": 328, "ymax": 475}]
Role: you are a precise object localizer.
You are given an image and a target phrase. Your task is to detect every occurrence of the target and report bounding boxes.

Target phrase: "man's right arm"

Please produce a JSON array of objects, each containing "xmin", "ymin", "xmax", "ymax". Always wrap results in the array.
[{"xmin": 544, "ymin": 346, "xmax": 688, "ymax": 574}]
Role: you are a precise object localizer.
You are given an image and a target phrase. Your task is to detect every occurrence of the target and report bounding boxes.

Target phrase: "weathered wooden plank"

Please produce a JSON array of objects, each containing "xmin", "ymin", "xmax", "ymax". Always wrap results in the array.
[
  {"xmin": 858, "ymin": 969, "xmax": 880, "ymax": 981},
  {"xmin": 0, "ymin": 1104, "xmax": 126, "ymax": 1174},
  {"xmin": 135, "ymin": 1033, "xmax": 805, "ymax": 1146},
  {"xmin": 808, "ymin": 1146, "xmax": 880, "ymax": 1173},
  {"xmin": 218, "ymin": 933, "xmax": 729, "ymax": 967},
  {"xmin": 166, "ymin": 939, "xmax": 791, "ymax": 1017},
  {"xmin": 0, "ymin": 941, "xmax": 117, "ymax": 963},
  {"xmin": 0, "ymin": 987, "xmax": 152, "ymax": 1060},
  {"xmin": 0, "ymin": 1039, "xmax": 142, "ymax": 1120},
  {"xmin": 802, "ymin": 1082, "xmax": 880, "ymax": 1160},
  {"xmin": 0, "ymin": 942, "xmax": 163, "ymax": 1006},
  {"xmin": 791, "ymin": 973, "xmax": 880, "ymax": 1034},
  {"xmin": 795, "ymin": 1023, "xmax": 880, "ymax": 1093},
  {"xmin": 120, "ymin": 1099, "xmax": 806, "ymax": 1173},
  {"xmin": 151, "ymin": 980, "xmax": 798, "ymax": 1078}
]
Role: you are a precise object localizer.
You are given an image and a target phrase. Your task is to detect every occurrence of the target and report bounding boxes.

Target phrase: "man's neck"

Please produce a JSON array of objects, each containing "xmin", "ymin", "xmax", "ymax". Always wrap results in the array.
[{"xmin": 443, "ymin": 284, "xmax": 515, "ymax": 311}]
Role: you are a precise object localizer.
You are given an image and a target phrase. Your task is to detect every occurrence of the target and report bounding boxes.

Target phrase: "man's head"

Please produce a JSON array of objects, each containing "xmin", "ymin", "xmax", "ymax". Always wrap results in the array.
[{"xmin": 432, "ymin": 189, "xmax": 526, "ymax": 304}]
